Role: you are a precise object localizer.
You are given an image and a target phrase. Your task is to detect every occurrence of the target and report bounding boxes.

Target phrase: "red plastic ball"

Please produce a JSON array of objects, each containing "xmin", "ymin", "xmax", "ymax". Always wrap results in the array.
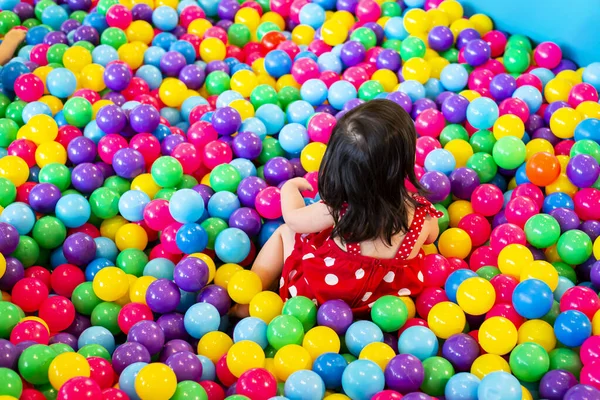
[
  {"xmin": 20, "ymin": 389, "xmax": 47, "ymax": 400},
  {"xmin": 422, "ymin": 254, "xmax": 451, "ymax": 288},
  {"xmin": 102, "ymin": 388, "xmax": 130, "ymax": 400},
  {"xmin": 51, "ymin": 264, "xmax": 85, "ymax": 297},
  {"xmin": 199, "ymin": 381, "xmax": 225, "ymax": 400},
  {"xmin": 8, "ymin": 139, "xmax": 37, "ymax": 167},
  {"xmin": 560, "ymin": 286, "xmax": 600, "ymax": 320},
  {"xmin": 486, "ymin": 303, "xmax": 525, "ymax": 329},
  {"xmin": 24, "ymin": 266, "xmax": 52, "ymax": 290},
  {"xmin": 10, "ymin": 320, "xmax": 49, "ymax": 345},
  {"xmin": 458, "ymin": 213, "xmax": 491, "ymax": 247},
  {"xmin": 88, "ymin": 357, "xmax": 115, "ymax": 389},
  {"xmin": 57, "ymin": 377, "xmax": 103, "ymax": 400},
  {"xmin": 11, "ymin": 277, "xmax": 49, "ymax": 312},
  {"xmin": 490, "ymin": 274, "xmax": 518, "ymax": 305},
  {"xmin": 236, "ymin": 368, "xmax": 277, "ymax": 400},
  {"xmin": 216, "ymin": 353, "xmax": 237, "ymax": 387},
  {"xmin": 38, "ymin": 296, "xmax": 76, "ymax": 332},
  {"xmin": 118, "ymin": 303, "xmax": 154, "ymax": 334}
]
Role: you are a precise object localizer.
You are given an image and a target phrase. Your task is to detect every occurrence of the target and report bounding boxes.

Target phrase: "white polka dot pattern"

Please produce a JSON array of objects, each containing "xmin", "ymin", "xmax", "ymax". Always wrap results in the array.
[{"xmin": 325, "ymin": 274, "xmax": 339, "ymax": 285}]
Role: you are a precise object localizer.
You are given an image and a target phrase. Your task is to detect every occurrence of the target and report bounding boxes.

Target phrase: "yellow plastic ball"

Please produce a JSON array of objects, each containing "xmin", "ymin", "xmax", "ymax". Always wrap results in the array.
[
  {"xmin": 63, "ymin": 46, "xmax": 92, "ymax": 73},
  {"xmin": 549, "ymin": 107, "xmax": 582, "ymax": 139},
  {"xmin": 80, "ymin": 63, "xmax": 106, "ymax": 92},
  {"xmin": 159, "ymin": 79, "xmax": 188, "ymax": 108},
  {"xmin": 100, "ymin": 216, "xmax": 128, "ymax": 241},
  {"xmin": 456, "ymin": 277, "xmax": 496, "ymax": 315},
  {"xmin": 423, "ymin": 243, "xmax": 438, "ymax": 255},
  {"xmin": 291, "ymin": 24, "xmax": 316, "ymax": 46},
  {"xmin": 235, "ymin": 8, "xmax": 261, "ymax": 31},
  {"xmin": 525, "ymin": 138, "xmax": 554, "ymax": 160},
  {"xmin": 469, "ymin": 13, "xmax": 493, "ymax": 35},
  {"xmin": 449, "ymin": 18, "xmax": 474, "ymax": 38},
  {"xmin": 403, "ymin": 8, "xmax": 431, "ymax": 34},
  {"xmin": 459, "ymin": 90, "xmax": 481, "ymax": 102},
  {"xmin": 332, "ymin": 11, "xmax": 355, "ymax": 29},
  {"xmin": 594, "ymin": 237, "xmax": 600, "ymax": 260},
  {"xmin": 115, "ymin": 223, "xmax": 148, "ymax": 251},
  {"xmin": 35, "ymin": 141, "xmax": 67, "ymax": 168},
  {"xmin": 478, "ymin": 316, "xmax": 518, "ymax": 355},
  {"xmin": 438, "ymin": 0, "xmax": 463, "ymax": 23},
  {"xmin": 250, "ymin": 291, "xmax": 284, "ymax": 324},
  {"xmin": 0, "ymin": 253, "xmax": 5, "ymax": 279},
  {"xmin": 520, "ymin": 260, "xmax": 559, "ymax": 291},
  {"xmin": 544, "ymin": 244, "xmax": 562, "ymax": 264},
  {"xmin": 0, "ymin": 156, "xmax": 29, "ymax": 187},
  {"xmin": 437, "ymin": 228, "xmax": 472, "ymax": 259},
  {"xmin": 229, "ymin": 99, "xmax": 255, "ymax": 121},
  {"xmin": 118, "ymin": 42, "xmax": 147, "ymax": 70},
  {"xmin": 447, "ymin": 200, "xmax": 473, "ymax": 228},
  {"xmin": 227, "ymin": 270, "xmax": 263, "ymax": 304},
  {"xmin": 115, "ymin": 275, "xmax": 136, "ymax": 307},
  {"xmin": 39, "ymin": 95, "xmax": 63, "ymax": 115},
  {"xmin": 27, "ymin": 114, "xmax": 58, "ymax": 144},
  {"xmin": 188, "ymin": 19, "xmax": 212, "ymax": 37},
  {"xmin": 576, "ymin": 101, "xmax": 600, "ymax": 119},
  {"xmin": 198, "ymin": 331, "xmax": 234, "ymax": 363},
  {"xmin": 48, "ymin": 352, "xmax": 90, "ymax": 389},
  {"xmin": 445, "ymin": 139, "xmax": 473, "ymax": 168},
  {"xmin": 189, "ymin": 253, "xmax": 217, "ymax": 283},
  {"xmin": 557, "ymin": 155, "xmax": 570, "ymax": 173},
  {"xmin": 402, "ymin": 57, "xmax": 431, "ymax": 84},
  {"xmin": 517, "ymin": 319, "xmax": 556, "ymax": 352},
  {"xmin": 261, "ymin": 11, "xmax": 286, "ymax": 30},
  {"xmin": 129, "ymin": 276, "xmax": 156, "ymax": 305},
  {"xmin": 321, "ymin": 20, "xmax": 348, "ymax": 46},
  {"xmin": 371, "ymin": 69, "xmax": 398, "ymax": 92},
  {"xmin": 33, "ymin": 66, "xmax": 52, "ymax": 93},
  {"xmin": 427, "ymin": 8, "xmax": 449, "ymax": 27},
  {"xmin": 227, "ymin": 340, "xmax": 266, "ymax": 377},
  {"xmin": 92, "ymin": 100, "xmax": 114, "ymax": 119},
  {"xmin": 276, "ymin": 74, "xmax": 300, "ymax": 90},
  {"xmin": 556, "ymin": 70, "xmax": 581, "ymax": 85},
  {"xmin": 544, "ymin": 78, "xmax": 573, "ymax": 103},
  {"xmin": 400, "ymin": 296, "xmax": 416, "ymax": 320},
  {"xmin": 230, "ymin": 70, "xmax": 259, "ymax": 98},
  {"xmin": 522, "ymin": 386, "xmax": 533, "ymax": 400},
  {"xmin": 93, "ymin": 266, "xmax": 129, "ymax": 302},
  {"xmin": 201, "ymin": 173, "xmax": 211, "ymax": 186},
  {"xmin": 493, "ymin": 114, "xmax": 525, "ymax": 140},
  {"xmin": 273, "ymin": 345, "xmax": 312, "ymax": 381},
  {"xmin": 545, "ymin": 174, "xmax": 578, "ymax": 197},
  {"xmin": 126, "ymin": 20, "xmax": 154, "ymax": 44},
  {"xmin": 359, "ymin": 342, "xmax": 395, "ymax": 370},
  {"xmin": 498, "ymin": 244, "xmax": 534, "ymax": 279},
  {"xmin": 134, "ymin": 363, "xmax": 177, "ymax": 400},
  {"xmin": 131, "ymin": 174, "xmax": 162, "ymax": 198},
  {"xmin": 593, "ymin": 310, "xmax": 600, "ymax": 335},
  {"xmin": 471, "ymin": 354, "xmax": 511, "ymax": 379},
  {"xmin": 301, "ymin": 142, "xmax": 327, "ymax": 173},
  {"xmin": 427, "ymin": 301, "xmax": 466, "ymax": 339},
  {"xmin": 303, "ymin": 326, "xmax": 341, "ymax": 360},
  {"xmin": 429, "ymin": 57, "xmax": 450, "ymax": 79}
]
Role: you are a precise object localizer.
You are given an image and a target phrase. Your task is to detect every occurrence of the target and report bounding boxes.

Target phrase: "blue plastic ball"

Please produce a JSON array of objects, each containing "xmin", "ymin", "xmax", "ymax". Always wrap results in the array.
[
  {"xmin": 301, "ymin": 79, "xmax": 329, "ymax": 107},
  {"xmin": 513, "ymin": 85, "xmax": 543, "ymax": 113},
  {"xmin": 118, "ymin": 190, "xmax": 150, "ymax": 222},
  {"xmin": 299, "ymin": 3, "xmax": 326, "ymax": 29},
  {"xmin": 119, "ymin": 362, "xmax": 147, "ymax": 400},
  {"xmin": 554, "ymin": 310, "xmax": 592, "ymax": 347},
  {"xmin": 445, "ymin": 269, "xmax": 478, "ymax": 303},
  {"xmin": 279, "ymin": 123, "xmax": 310, "ymax": 154},
  {"xmin": 255, "ymin": 104, "xmax": 286, "ymax": 135},
  {"xmin": 0, "ymin": 202, "xmax": 35, "ymax": 235},
  {"xmin": 398, "ymin": 326, "xmax": 439, "ymax": 361},
  {"xmin": 341, "ymin": 360, "xmax": 385, "ymax": 400},
  {"xmin": 169, "ymin": 188, "xmax": 205, "ymax": 224},
  {"xmin": 441, "ymin": 64, "xmax": 469, "ymax": 92},
  {"xmin": 285, "ymin": 370, "xmax": 326, "ymax": 400},
  {"xmin": 328, "ymin": 80, "xmax": 358, "ymax": 110},
  {"xmin": 143, "ymin": 258, "xmax": 175, "ymax": 280},
  {"xmin": 344, "ymin": 321, "xmax": 384, "ymax": 356},
  {"xmin": 264, "ymin": 49, "xmax": 292, "ymax": 79},
  {"xmin": 445, "ymin": 372, "xmax": 480, "ymax": 400},
  {"xmin": 207, "ymin": 191, "xmax": 240, "ymax": 220},
  {"xmin": 214, "ymin": 227, "xmax": 251, "ymax": 264},
  {"xmin": 184, "ymin": 302, "xmax": 221, "ymax": 339},
  {"xmin": 312, "ymin": 353, "xmax": 347, "ymax": 390},
  {"xmin": 512, "ymin": 279, "xmax": 554, "ymax": 319},
  {"xmin": 55, "ymin": 194, "xmax": 91, "ymax": 228},
  {"xmin": 78, "ymin": 326, "xmax": 116, "ymax": 354},
  {"xmin": 46, "ymin": 68, "xmax": 77, "ymax": 98},
  {"xmin": 477, "ymin": 372, "xmax": 522, "ymax": 400},
  {"xmin": 176, "ymin": 223, "xmax": 208, "ymax": 254},
  {"xmin": 424, "ymin": 148, "xmax": 457, "ymax": 175},
  {"xmin": 466, "ymin": 97, "xmax": 499, "ymax": 130},
  {"xmin": 233, "ymin": 317, "xmax": 268, "ymax": 349}
]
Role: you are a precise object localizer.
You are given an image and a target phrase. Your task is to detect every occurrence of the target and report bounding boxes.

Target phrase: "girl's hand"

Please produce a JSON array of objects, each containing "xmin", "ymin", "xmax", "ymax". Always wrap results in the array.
[
  {"xmin": 4, "ymin": 29, "xmax": 26, "ymax": 45},
  {"xmin": 287, "ymin": 177, "xmax": 314, "ymax": 192}
]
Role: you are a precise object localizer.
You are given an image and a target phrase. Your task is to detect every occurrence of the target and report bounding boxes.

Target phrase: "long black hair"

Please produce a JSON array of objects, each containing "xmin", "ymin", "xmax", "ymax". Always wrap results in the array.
[{"xmin": 318, "ymin": 99, "xmax": 423, "ymax": 246}]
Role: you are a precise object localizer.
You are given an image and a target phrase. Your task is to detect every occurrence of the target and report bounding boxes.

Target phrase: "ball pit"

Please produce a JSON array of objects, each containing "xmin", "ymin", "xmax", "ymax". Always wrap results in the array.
[{"xmin": 2, "ymin": 0, "xmax": 600, "ymax": 399}]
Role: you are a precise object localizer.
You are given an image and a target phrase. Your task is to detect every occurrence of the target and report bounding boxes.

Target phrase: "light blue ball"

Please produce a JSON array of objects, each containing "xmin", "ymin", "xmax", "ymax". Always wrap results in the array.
[
  {"xmin": 328, "ymin": 80, "xmax": 357, "ymax": 110},
  {"xmin": 285, "ymin": 370, "xmax": 326, "ymax": 400},
  {"xmin": 299, "ymin": 3, "xmax": 326, "ymax": 29},
  {"xmin": 42, "ymin": 5, "xmax": 69, "ymax": 31},
  {"xmin": 399, "ymin": 80, "xmax": 426, "ymax": 102},
  {"xmin": 197, "ymin": 355, "xmax": 216, "ymax": 381},
  {"xmin": 230, "ymin": 158, "xmax": 257, "ymax": 179},
  {"xmin": 184, "ymin": 302, "xmax": 221, "ymax": 339},
  {"xmin": 152, "ymin": 5, "xmax": 179, "ymax": 30},
  {"xmin": 119, "ymin": 362, "xmax": 148, "ymax": 400},
  {"xmin": 301, "ymin": 79, "xmax": 328, "ymax": 106},
  {"xmin": 441, "ymin": 64, "xmax": 469, "ymax": 92},
  {"xmin": 47, "ymin": 68, "xmax": 77, "ymax": 98},
  {"xmin": 256, "ymin": 104, "xmax": 286, "ymax": 135},
  {"xmin": 215, "ymin": 227, "xmax": 251, "ymax": 263},
  {"xmin": 583, "ymin": 62, "xmax": 600, "ymax": 91},
  {"xmin": 177, "ymin": 288, "xmax": 198, "ymax": 313},
  {"xmin": 55, "ymin": 194, "xmax": 91, "ymax": 228},
  {"xmin": 466, "ymin": 97, "xmax": 499, "ymax": 130},
  {"xmin": 169, "ymin": 188, "xmax": 205, "ymax": 224},
  {"xmin": 279, "ymin": 123, "xmax": 310, "ymax": 154},
  {"xmin": 0, "ymin": 202, "xmax": 35, "ymax": 235},
  {"xmin": 216, "ymin": 90, "xmax": 244, "ymax": 108},
  {"xmin": 83, "ymin": 120, "xmax": 107, "ymax": 144},
  {"xmin": 22, "ymin": 101, "xmax": 52, "ymax": 123},
  {"xmin": 398, "ymin": 326, "xmax": 439, "ymax": 361},
  {"xmin": 287, "ymin": 100, "xmax": 315, "ymax": 125},
  {"xmin": 384, "ymin": 17, "xmax": 408, "ymax": 41},
  {"xmin": 574, "ymin": 118, "xmax": 600, "ymax": 143},
  {"xmin": 240, "ymin": 117, "xmax": 267, "ymax": 139},
  {"xmin": 0, "ymin": 0, "xmax": 19, "ymax": 10},
  {"xmin": 94, "ymin": 237, "xmax": 118, "ymax": 262},
  {"xmin": 181, "ymin": 96, "xmax": 209, "ymax": 121},
  {"xmin": 118, "ymin": 190, "xmax": 150, "ymax": 222},
  {"xmin": 341, "ymin": 360, "xmax": 385, "ymax": 400},
  {"xmin": 345, "ymin": 321, "xmax": 384, "ymax": 356},
  {"xmin": 318, "ymin": 52, "xmax": 342, "ymax": 74},
  {"xmin": 78, "ymin": 326, "xmax": 116, "ymax": 354},
  {"xmin": 513, "ymin": 85, "xmax": 543, "ymax": 113},
  {"xmin": 144, "ymin": 46, "xmax": 167, "ymax": 68},
  {"xmin": 424, "ymin": 148, "xmax": 456, "ymax": 175},
  {"xmin": 170, "ymin": 40, "xmax": 196, "ymax": 64},
  {"xmin": 143, "ymin": 258, "xmax": 175, "ymax": 280},
  {"xmin": 51, "ymin": 248, "xmax": 69, "ymax": 269},
  {"xmin": 424, "ymin": 78, "xmax": 445, "ymax": 100},
  {"xmin": 136, "ymin": 65, "xmax": 163, "ymax": 90},
  {"xmin": 198, "ymin": 0, "xmax": 219, "ymax": 16},
  {"xmin": 207, "ymin": 191, "xmax": 239, "ymax": 220},
  {"xmin": 233, "ymin": 317, "xmax": 268, "ymax": 349},
  {"xmin": 160, "ymin": 107, "xmax": 182, "ymax": 126},
  {"xmin": 92, "ymin": 45, "xmax": 119, "ymax": 66},
  {"xmin": 445, "ymin": 372, "xmax": 480, "ymax": 400},
  {"xmin": 477, "ymin": 372, "xmax": 522, "ymax": 400},
  {"xmin": 554, "ymin": 276, "xmax": 576, "ymax": 301}
]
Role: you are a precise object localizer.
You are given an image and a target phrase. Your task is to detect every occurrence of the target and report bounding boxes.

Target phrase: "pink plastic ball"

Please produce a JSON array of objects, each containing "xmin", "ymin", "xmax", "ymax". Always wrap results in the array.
[
  {"xmin": 486, "ymin": 303, "xmax": 525, "ymax": 329},
  {"xmin": 307, "ymin": 113, "xmax": 336, "ymax": 143},
  {"xmin": 415, "ymin": 109, "xmax": 446, "ymax": 138},
  {"xmin": 320, "ymin": 71, "xmax": 340, "ymax": 88},
  {"xmin": 416, "ymin": 287, "xmax": 448, "ymax": 319},
  {"xmin": 511, "ymin": 183, "xmax": 544, "ymax": 210},
  {"xmin": 236, "ymin": 368, "xmax": 278, "ymax": 400},
  {"xmin": 568, "ymin": 83, "xmax": 599, "ymax": 108},
  {"xmin": 471, "ymin": 184, "xmax": 504, "ymax": 217},
  {"xmin": 469, "ymin": 246, "xmax": 497, "ymax": 271},
  {"xmin": 468, "ymin": 69, "xmax": 494, "ymax": 91},
  {"xmin": 255, "ymin": 186, "xmax": 282, "ymax": 219},
  {"xmin": 118, "ymin": 303, "xmax": 154, "ymax": 334},
  {"xmin": 422, "ymin": 254, "xmax": 451, "ymax": 288},
  {"xmin": 203, "ymin": 140, "xmax": 233, "ymax": 169},
  {"xmin": 490, "ymin": 274, "xmax": 518, "ymax": 305},
  {"xmin": 106, "ymin": 4, "xmax": 132, "ymax": 29},
  {"xmin": 98, "ymin": 134, "xmax": 128, "ymax": 164},
  {"xmin": 30, "ymin": 44, "xmax": 49, "ymax": 66},
  {"xmin": 143, "ymin": 199, "xmax": 175, "ymax": 232},
  {"xmin": 555, "ymin": 139, "xmax": 575, "ymax": 156},
  {"xmin": 307, "ymin": 40, "xmax": 332, "ymax": 57},
  {"xmin": 342, "ymin": 66, "xmax": 369, "ymax": 90},
  {"xmin": 516, "ymin": 73, "xmax": 543, "ymax": 92},
  {"xmin": 302, "ymin": 171, "xmax": 319, "ymax": 198},
  {"xmin": 483, "ymin": 31, "xmax": 507, "ymax": 58},
  {"xmin": 291, "ymin": 58, "xmax": 320, "ymax": 84},
  {"xmin": 356, "ymin": 0, "xmax": 381, "ymax": 22},
  {"xmin": 458, "ymin": 213, "xmax": 491, "ymax": 247},
  {"xmin": 58, "ymin": 377, "xmax": 103, "ymax": 400},
  {"xmin": 560, "ymin": 286, "xmax": 600, "ymax": 320},
  {"xmin": 271, "ymin": 0, "xmax": 292, "ymax": 17},
  {"xmin": 581, "ymin": 361, "xmax": 600, "ymax": 390},
  {"xmin": 161, "ymin": 222, "xmax": 184, "ymax": 254},
  {"xmin": 172, "ymin": 142, "xmax": 202, "ymax": 174},
  {"xmin": 534, "ymin": 41, "xmax": 562, "ymax": 69},
  {"xmin": 130, "ymin": 133, "xmax": 161, "ymax": 169},
  {"xmin": 179, "ymin": 6, "xmax": 206, "ymax": 29},
  {"xmin": 188, "ymin": 121, "xmax": 218, "ymax": 150},
  {"xmin": 73, "ymin": 88, "xmax": 101, "ymax": 104},
  {"xmin": 14, "ymin": 73, "xmax": 44, "ymax": 102},
  {"xmin": 504, "ymin": 196, "xmax": 538, "ymax": 228},
  {"xmin": 498, "ymin": 97, "xmax": 530, "ymax": 122},
  {"xmin": 489, "ymin": 223, "xmax": 527, "ymax": 255},
  {"xmin": 574, "ymin": 188, "xmax": 600, "ymax": 221},
  {"xmin": 371, "ymin": 391, "xmax": 403, "ymax": 400}
]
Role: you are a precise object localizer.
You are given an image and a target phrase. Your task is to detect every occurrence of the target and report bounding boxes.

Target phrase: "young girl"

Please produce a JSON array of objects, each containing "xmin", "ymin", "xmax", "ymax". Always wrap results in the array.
[
  {"xmin": 0, "ymin": 28, "xmax": 27, "ymax": 66},
  {"xmin": 246, "ymin": 99, "xmax": 442, "ymax": 315}
]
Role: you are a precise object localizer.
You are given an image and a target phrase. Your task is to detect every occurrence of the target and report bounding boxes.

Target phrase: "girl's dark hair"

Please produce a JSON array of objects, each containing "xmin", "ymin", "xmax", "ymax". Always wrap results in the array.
[{"xmin": 318, "ymin": 99, "xmax": 423, "ymax": 246}]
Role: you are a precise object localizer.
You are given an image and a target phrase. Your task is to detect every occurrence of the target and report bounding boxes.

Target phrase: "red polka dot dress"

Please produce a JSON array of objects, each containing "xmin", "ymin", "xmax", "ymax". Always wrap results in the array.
[{"xmin": 280, "ymin": 196, "xmax": 443, "ymax": 315}]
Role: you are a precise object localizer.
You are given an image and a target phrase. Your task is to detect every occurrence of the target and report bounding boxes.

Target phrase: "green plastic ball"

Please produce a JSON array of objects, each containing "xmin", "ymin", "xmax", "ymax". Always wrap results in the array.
[
  {"xmin": 103, "ymin": 176, "xmax": 131, "ymax": 196},
  {"xmin": 49, "ymin": 343, "xmax": 74, "ymax": 355},
  {"xmin": 11, "ymin": 235, "xmax": 40, "ymax": 267},
  {"xmin": 0, "ymin": 367, "xmax": 23, "ymax": 398},
  {"xmin": 440, "ymin": 48, "xmax": 459, "ymax": 63},
  {"xmin": 509, "ymin": 342, "xmax": 550, "ymax": 383},
  {"xmin": 200, "ymin": 217, "xmax": 228, "ymax": 250},
  {"xmin": 151, "ymin": 156, "xmax": 183, "ymax": 188},
  {"xmin": 72, "ymin": 282, "xmax": 103, "ymax": 315},
  {"xmin": 434, "ymin": 204, "xmax": 449, "ymax": 232},
  {"xmin": 205, "ymin": 71, "xmax": 231, "ymax": 96},
  {"xmin": 440, "ymin": 124, "xmax": 469, "ymax": 146},
  {"xmin": 90, "ymin": 187, "xmax": 120, "ymax": 219},
  {"xmin": 556, "ymin": 229, "xmax": 593, "ymax": 265},
  {"xmin": 256, "ymin": 21, "xmax": 280, "ymax": 41},
  {"xmin": 358, "ymin": 81, "xmax": 384, "ymax": 101},
  {"xmin": 350, "ymin": 27, "xmax": 377, "ymax": 50},
  {"xmin": 91, "ymin": 302, "xmax": 122, "ymax": 335},
  {"xmin": 175, "ymin": 175, "xmax": 198, "ymax": 190},
  {"xmin": 18, "ymin": 345, "xmax": 57, "ymax": 385},
  {"xmin": 101, "ymin": 27, "xmax": 128, "ymax": 49},
  {"xmin": 277, "ymin": 87, "xmax": 301, "ymax": 110},
  {"xmin": 503, "ymin": 47, "xmax": 530, "ymax": 74},
  {"xmin": 172, "ymin": 381, "xmax": 209, "ymax": 400},
  {"xmin": 46, "ymin": 44, "xmax": 68, "ymax": 65},
  {"xmin": 32, "ymin": 216, "xmax": 67, "ymax": 250},
  {"xmin": 6, "ymin": 100, "xmax": 26, "ymax": 126},
  {"xmin": 228, "ymin": 23, "xmax": 251, "ymax": 48},
  {"xmin": 400, "ymin": 36, "xmax": 426, "ymax": 61},
  {"xmin": 524, "ymin": 214, "xmax": 561, "ymax": 249},
  {"xmin": 78, "ymin": 344, "xmax": 111, "ymax": 361},
  {"xmin": 552, "ymin": 261, "xmax": 577, "ymax": 284},
  {"xmin": 469, "ymin": 130, "xmax": 496, "ymax": 154},
  {"xmin": 549, "ymin": 348, "xmax": 582, "ymax": 378},
  {"xmin": 0, "ymin": 95, "xmax": 11, "ymax": 118},
  {"xmin": 154, "ymin": 188, "xmax": 175, "ymax": 200},
  {"xmin": 39, "ymin": 163, "xmax": 71, "ymax": 191},
  {"xmin": 258, "ymin": 138, "xmax": 284, "ymax": 164},
  {"xmin": 492, "ymin": 136, "xmax": 526, "ymax": 169},
  {"xmin": 466, "ymin": 153, "xmax": 497, "ymax": 183},
  {"xmin": 370, "ymin": 295, "xmax": 408, "ymax": 332},
  {"xmin": 382, "ymin": 39, "xmax": 402, "ymax": 52},
  {"xmin": 540, "ymin": 301, "xmax": 561, "ymax": 326},
  {"xmin": 0, "ymin": 302, "xmax": 24, "ymax": 339},
  {"xmin": 209, "ymin": 164, "xmax": 242, "ymax": 193},
  {"xmin": 267, "ymin": 315, "xmax": 304, "ymax": 350},
  {"xmin": 476, "ymin": 266, "xmax": 501, "ymax": 280},
  {"xmin": 421, "ymin": 356, "xmax": 455, "ymax": 397},
  {"xmin": 116, "ymin": 249, "xmax": 148, "ymax": 277},
  {"xmin": 0, "ymin": 11, "xmax": 20, "ymax": 35},
  {"xmin": 282, "ymin": 296, "xmax": 317, "ymax": 332},
  {"xmin": 570, "ymin": 139, "xmax": 600, "ymax": 163},
  {"xmin": 381, "ymin": 2, "xmax": 402, "ymax": 17},
  {"xmin": 63, "ymin": 97, "xmax": 93, "ymax": 128},
  {"xmin": 0, "ymin": 119, "xmax": 18, "ymax": 147},
  {"xmin": 250, "ymin": 84, "xmax": 278, "ymax": 109},
  {"xmin": 0, "ymin": 177, "xmax": 16, "ymax": 207}
]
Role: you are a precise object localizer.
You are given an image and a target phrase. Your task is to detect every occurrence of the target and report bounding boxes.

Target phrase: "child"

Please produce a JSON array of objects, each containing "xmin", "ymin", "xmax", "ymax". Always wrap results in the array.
[
  {"xmin": 241, "ymin": 99, "xmax": 443, "ymax": 316},
  {"xmin": 0, "ymin": 28, "xmax": 27, "ymax": 66}
]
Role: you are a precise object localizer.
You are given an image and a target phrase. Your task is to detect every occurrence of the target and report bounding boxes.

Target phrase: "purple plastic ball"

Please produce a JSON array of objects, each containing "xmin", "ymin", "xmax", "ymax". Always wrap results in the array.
[
  {"xmin": 28, "ymin": 183, "xmax": 61, "ymax": 214},
  {"xmin": 376, "ymin": 49, "xmax": 401, "ymax": 72},
  {"xmin": 566, "ymin": 154, "xmax": 600, "ymax": 188},
  {"xmin": 96, "ymin": 104, "xmax": 127, "ymax": 134},
  {"xmin": 161, "ymin": 134, "xmax": 186, "ymax": 156},
  {"xmin": 428, "ymin": 26, "xmax": 454, "ymax": 52},
  {"xmin": 211, "ymin": 106, "xmax": 241, "ymax": 136},
  {"xmin": 539, "ymin": 370, "xmax": 578, "ymax": 400},
  {"xmin": 441, "ymin": 333, "xmax": 480, "ymax": 372},
  {"xmin": 104, "ymin": 63, "xmax": 132, "ymax": 92},
  {"xmin": 65, "ymin": 313, "xmax": 91, "ymax": 339},
  {"xmin": 112, "ymin": 148, "xmax": 146, "ymax": 179},
  {"xmin": 549, "ymin": 207, "xmax": 581, "ymax": 232},
  {"xmin": 564, "ymin": 384, "xmax": 600, "ymax": 400},
  {"xmin": 456, "ymin": 28, "xmax": 481, "ymax": 50},
  {"xmin": 264, "ymin": 157, "xmax": 294, "ymax": 186},
  {"xmin": 489, "ymin": 73, "xmax": 517, "ymax": 101},
  {"xmin": 67, "ymin": 136, "xmax": 97, "ymax": 164},
  {"xmin": 464, "ymin": 39, "xmax": 491, "ymax": 67},
  {"xmin": 132, "ymin": 3, "xmax": 153, "ymax": 22},
  {"xmin": 449, "ymin": 167, "xmax": 480, "ymax": 200},
  {"xmin": 174, "ymin": 257, "xmax": 209, "ymax": 292},
  {"xmin": 166, "ymin": 351, "xmax": 203, "ymax": 382},
  {"xmin": 411, "ymin": 98, "xmax": 437, "ymax": 119},
  {"xmin": 387, "ymin": 91, "xmax": 412, "ymax": 113},
  {"xmin": 196, "ymin": 285, "xmax": 231, "ymax": 316},
  {"xmin": 237, "ymin": 176, "xmax": 268, "ymax": 208},
  {"xmin": 316, "ymin": 299, "xmax": 353, "ymax": 335},
  {"xmin": 159, "ymin": 339, "xmax": 194, "ymax": 363},
  {"xmin": 384, "ymin": 354, "xmax": 425, "ymax": 394},
  {"xmin": 232, "ymin": 131, "xmax": 262, "ymax": 159},
  {"xmin": 156, "ymin": 313, "xmax": 188, "ymax": 341},
  {"xmin": 129, "ymin": 104, "xmax": 160, "ymax": 133},
  {"xmin": 127, "ymin": 320, "xmax": 165, "ymax": 355},
  {"xmin": 581, "ymin": 220, "xmax": 600, "ymax": 242},
  {"xmin": 0, "ymin": 222, "xmax": 19, "ymax": 255},
  {"xmin": 0, "ymin": 339, "xmax": 18, "ymax": 369},
  {"xmin": 441, "ymin": 94, "xmax": 469, "ymax": 123},
  {"xmin": 62, "ymin": 233, "xmax": 96, "ymax": 266},
  {"xmin": 49, "ymin": 332, "xmax": 78, "ymax": 349},
  {"xmin": 146, "ymin": 279, "xmax": 181, "ymax": 314},
  {"xmin": 111, "ymin": 342, "xmax": 152, "ymax": 374},
  {"xmin": 71, "ymin": 163, "xmax": 104, "ymax": 193},
  {"xmin": 229, "ymin": 207, "xmax": 262, "ymax": 237},
  {"xmin": 179, "ymin": 65, "xmax": 206, "ymax": 90},
  {"xmin": 420, "ymin": 171, "xmax": 451, "ymax": 203},
  {"xmin": 160, "ymin": 51, "xmax": 187, "ymax": 77},
  {"xmin": 340, "ymin": 40, "xmax": 366, "ymax": 67}
]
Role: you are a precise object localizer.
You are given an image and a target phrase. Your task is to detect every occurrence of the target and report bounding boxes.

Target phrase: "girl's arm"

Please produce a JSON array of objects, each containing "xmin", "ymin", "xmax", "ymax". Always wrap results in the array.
[
  {"xmin": 281, "ymin": 178, "xmax": 334, "ymax": 234},
  {"xmin": 0, "ymin": 29, "xmax": 26, "ymax": 66}
]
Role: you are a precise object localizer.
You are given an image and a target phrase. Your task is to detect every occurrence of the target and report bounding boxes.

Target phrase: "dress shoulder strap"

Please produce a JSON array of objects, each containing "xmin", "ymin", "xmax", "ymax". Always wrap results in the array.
[{"xmin": 394, "ymin": 196, "xmax": 443, "ymax": 260}]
